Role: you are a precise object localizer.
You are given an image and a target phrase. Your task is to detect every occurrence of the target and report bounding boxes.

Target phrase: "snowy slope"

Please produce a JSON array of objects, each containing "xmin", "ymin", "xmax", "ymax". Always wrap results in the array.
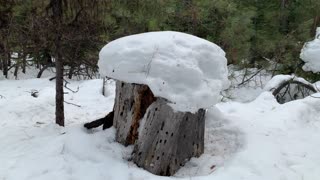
[{"xmin": 1, "ymin": 78, "xmax": 320, "ymax": 180}]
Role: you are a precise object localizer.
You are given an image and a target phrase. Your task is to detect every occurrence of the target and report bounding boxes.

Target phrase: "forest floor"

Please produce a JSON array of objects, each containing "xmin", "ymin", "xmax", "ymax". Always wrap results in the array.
[{"xmin": 1, "ymin": 69, "xmax": 320, "ymax": 180}]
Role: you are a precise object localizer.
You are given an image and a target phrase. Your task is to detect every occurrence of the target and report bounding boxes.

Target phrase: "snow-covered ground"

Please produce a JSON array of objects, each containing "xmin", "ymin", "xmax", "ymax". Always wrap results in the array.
[{"xmin": 1, "ymin": 73, "xmax": 320, "ymax": 180}]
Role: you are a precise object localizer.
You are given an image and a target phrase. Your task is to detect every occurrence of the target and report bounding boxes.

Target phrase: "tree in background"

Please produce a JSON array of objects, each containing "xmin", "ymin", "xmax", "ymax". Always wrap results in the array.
[
  {"xmin": 1, "ymin": 0, "xmax": 320, "ymax": 125},
  {"xmin": 50, "ymin": 0, "xmax": 64, "ymax": 126}
]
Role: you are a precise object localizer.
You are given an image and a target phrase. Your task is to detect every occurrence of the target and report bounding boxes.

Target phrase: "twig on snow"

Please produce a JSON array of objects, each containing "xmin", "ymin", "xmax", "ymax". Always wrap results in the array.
[
  {"xmin": 63, "ymin": 79, "xmax": 79, "ymax": 93},
  {"xmin": 64, "ymin": 101, "xmax": 81, "ymax": 107}
]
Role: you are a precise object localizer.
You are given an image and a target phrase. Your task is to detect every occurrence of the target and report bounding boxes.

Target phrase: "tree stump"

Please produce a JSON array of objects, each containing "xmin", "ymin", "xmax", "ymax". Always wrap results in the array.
[
  {"xmin": 113, "ymin": 81, "xmax": 156, "ymax": 145},
  {"xmin": 113, "ymin": 81, "xmax": 206, "ymax": 176},
  {"xmin": 133, "ymin": 98, "xmax": 205, "ymax": 176}
]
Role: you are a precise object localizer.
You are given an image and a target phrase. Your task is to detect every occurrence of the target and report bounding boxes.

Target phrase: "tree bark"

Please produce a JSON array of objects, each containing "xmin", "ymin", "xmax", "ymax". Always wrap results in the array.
[
  {"xmin": 2, "ymin": 56, "xmax": 8, "ymax": 78},
  {"xmin": 311, "ymin": 15, "xmax": 319, "ymax": 37},
  {"xmin": 113, "ymin": 81, "xmax": 156, "ymax": 146},
  {"xmin": 133, "ymin": 98, "xmax": 205, "ymax": 176},
  {"xmin": 113, "ymin": 81, "xmax": 206, "ymax": 176},
  {"xmin": 2, "ymin": 52, "xmax": 9, "ymax": 78},
  {"xmin": 51, "ymin": 0, "xmax": 64, "ymax": 126},
  {"xmin": 68, "ymin": 65, "xmax": 74, "ymax": 79},
  {"xmin": 13, "ymin": 61, "xmax": 19, "ymax": 79},
  {"xmin": 22, "ymin": 49, "xmax": 26, "ymax": 74},
  {"xmin": 37, "ymin": 64, "xmax": 50, "ymax": 78},
  {"xmin": 279, "ymin": 0, "xmax": 289, "ymax": 34}
]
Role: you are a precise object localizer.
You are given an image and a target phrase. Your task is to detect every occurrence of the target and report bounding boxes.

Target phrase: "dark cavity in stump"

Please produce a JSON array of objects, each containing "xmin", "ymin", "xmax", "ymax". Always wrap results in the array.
[{"xmin": 113, "ymin": 81, "xmax": 156, "ymax": 146}]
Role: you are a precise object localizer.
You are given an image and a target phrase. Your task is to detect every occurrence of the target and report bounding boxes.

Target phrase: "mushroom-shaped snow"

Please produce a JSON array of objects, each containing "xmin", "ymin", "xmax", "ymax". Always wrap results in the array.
[
  {"xmin": 98, "ymin": 31, "xmax": 229, "ymax": 112},
  {"xmin": 300, "ymin": 27, "xmax": 320, "ymax": 73}
]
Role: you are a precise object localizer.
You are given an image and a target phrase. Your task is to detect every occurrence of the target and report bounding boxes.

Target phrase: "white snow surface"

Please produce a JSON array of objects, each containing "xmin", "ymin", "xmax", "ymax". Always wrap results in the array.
[
  {"xmin": 1, "ymin": 77, "xmax": 320, "ymax": 180},
  {"xmin": 300, "ymin": 27, "xmax": 320, "ymax": 73},
  {"xmin": 98, "ymin": 31, "xmax": 229, "ymax": 112}
]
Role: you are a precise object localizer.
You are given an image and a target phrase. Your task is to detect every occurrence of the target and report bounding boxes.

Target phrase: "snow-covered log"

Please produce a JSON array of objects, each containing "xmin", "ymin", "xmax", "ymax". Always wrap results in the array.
[{"xmin": 264, "ymin": 75, "xmax": 316, "ymax": 104}]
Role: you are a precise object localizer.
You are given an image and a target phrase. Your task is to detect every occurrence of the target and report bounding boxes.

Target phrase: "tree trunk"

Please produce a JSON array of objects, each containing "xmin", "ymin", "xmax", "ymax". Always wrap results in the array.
[
  {"xmin": 37, "ymin": 64, "xmax": 50, "ymax": 78},
  {"xmin": 2, "ymin": 57, "xmax": 8, "ymax": 78},
  {"xmin": 0, "ymin": 43, "xmax": 3, "ymax": 71},
  {"xmin": 311, "ymin": 15, "xmax": 319, "ymax": 37},
  {"xmin": 2, "ymin": 52, "xmax": 9, "ymax": 78},
  {"xmin": 13, "ymin": 60, "xmax": 19, "ymax": 79},
  {"xmin": 52, "ymin": 0, "xmax": 64, "ymax": 127},
  {"xmin": 279, "ymin": 0, "xmax": 289, "ymax": 34},
  {"xmin": 22, "ymin": 49, "xmax": 26, "ymax": 74},
  {"xmin": 68, "ymin": 65, "xmax": 74, "ymax": 79},
  {"xmin": 102, "ymin": 77, "xmax": 106, "ymax": 96},
  {"xmin": 7, "ymin": 52, "xmax": 11, "ymax": 67},
  {"xmin": 55, "ymin": 48, "xmax": 64, "ymax": 126},
  {"xmin": 113, "ymin": 81, "xmax": 206, "ymax": 176}
]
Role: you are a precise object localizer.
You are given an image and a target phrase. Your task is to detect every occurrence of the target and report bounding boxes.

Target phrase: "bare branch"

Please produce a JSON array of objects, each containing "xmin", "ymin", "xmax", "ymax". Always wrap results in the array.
[
  {"xmin": 64, "ymin": 100, "xmax": 81, "ymax": 107},
  {"xmin": 238, "ymin": 68, "xmax": 263, "ymax": 86},
  {"xmin": 63, "ymin": 79, "xmax": 79, "ymax": 93}
]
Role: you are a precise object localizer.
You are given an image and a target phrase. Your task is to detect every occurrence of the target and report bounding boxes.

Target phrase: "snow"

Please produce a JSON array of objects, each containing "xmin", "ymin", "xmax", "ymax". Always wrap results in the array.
[
  {"xmin": 1, "ymin": 74, "xmax": 320, "ymax": 180},
  {"xmin": 98, "ymin": 31, "xmax": 229, "ymax": 112},
  {"xmin": 263, "ymin": 74, "xmax": 314, "ymax": 91},
  {"xmin": 300, "ymin": 27, "xmax": 320, "ymax": 73}
]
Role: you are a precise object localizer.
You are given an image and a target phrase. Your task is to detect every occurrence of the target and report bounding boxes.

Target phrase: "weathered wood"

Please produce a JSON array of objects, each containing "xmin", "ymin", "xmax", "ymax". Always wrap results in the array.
[
  {"xmin": 112, "ymin": 81, "xmax": 206, "ymax": 176},
  {"xmin": 132, "ymin": 98, "xmax": 205, "ymax": 176},
  {"xmin": 113, "ymin": 81, "xmax": 156, "ymax": 145}
]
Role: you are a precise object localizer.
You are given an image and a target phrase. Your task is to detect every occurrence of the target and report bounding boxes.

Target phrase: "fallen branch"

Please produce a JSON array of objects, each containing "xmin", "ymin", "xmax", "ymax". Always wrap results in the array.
[
  {"xmin": 64, "ymin": 101, "xmax": 81, "ymax": 107},
  {"xmin": 238, "ymin": 68, "xmax": 263, "ymax": 86},
  {"xmin": 272, "ymin": 80, "xmax": 316, "ymax": 96},
  {"xmin": 63, "ymin": 79, "xmax": 79, "ymax": 93},
  {"xmin": 270, "ymin": 78, "xmax": 317, "ymax": 103},
  {"xmin": 84, "ymin": 111, "xmax": 114, "ymax": 130}
]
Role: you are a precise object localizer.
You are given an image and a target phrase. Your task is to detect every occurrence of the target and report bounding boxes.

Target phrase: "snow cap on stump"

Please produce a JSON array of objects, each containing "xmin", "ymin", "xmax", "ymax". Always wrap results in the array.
[
  {"xmin": 98, "ymin": 31, "xmax": 229, "ymax": 112},
  {"xmin": 300, "ymin": 27, "xmax": 320, "ymax": 73}
]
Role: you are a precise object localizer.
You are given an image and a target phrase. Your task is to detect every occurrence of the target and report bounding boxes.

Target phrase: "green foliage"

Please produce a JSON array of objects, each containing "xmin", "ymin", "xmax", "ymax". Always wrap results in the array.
[{"xmin": 1, "ymin": 0, "xmax": 320, "ymax": 79}]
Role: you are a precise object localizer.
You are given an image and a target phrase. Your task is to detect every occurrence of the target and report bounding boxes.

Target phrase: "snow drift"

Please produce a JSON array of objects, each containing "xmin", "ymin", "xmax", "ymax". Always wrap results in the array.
[
  {"xmin": 300, "ymin": 27, "xmax": 320, "ymax": 73},
  {"xmin": 98, "ymin": 31, "xmax": 229, "ymax": 112}
]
